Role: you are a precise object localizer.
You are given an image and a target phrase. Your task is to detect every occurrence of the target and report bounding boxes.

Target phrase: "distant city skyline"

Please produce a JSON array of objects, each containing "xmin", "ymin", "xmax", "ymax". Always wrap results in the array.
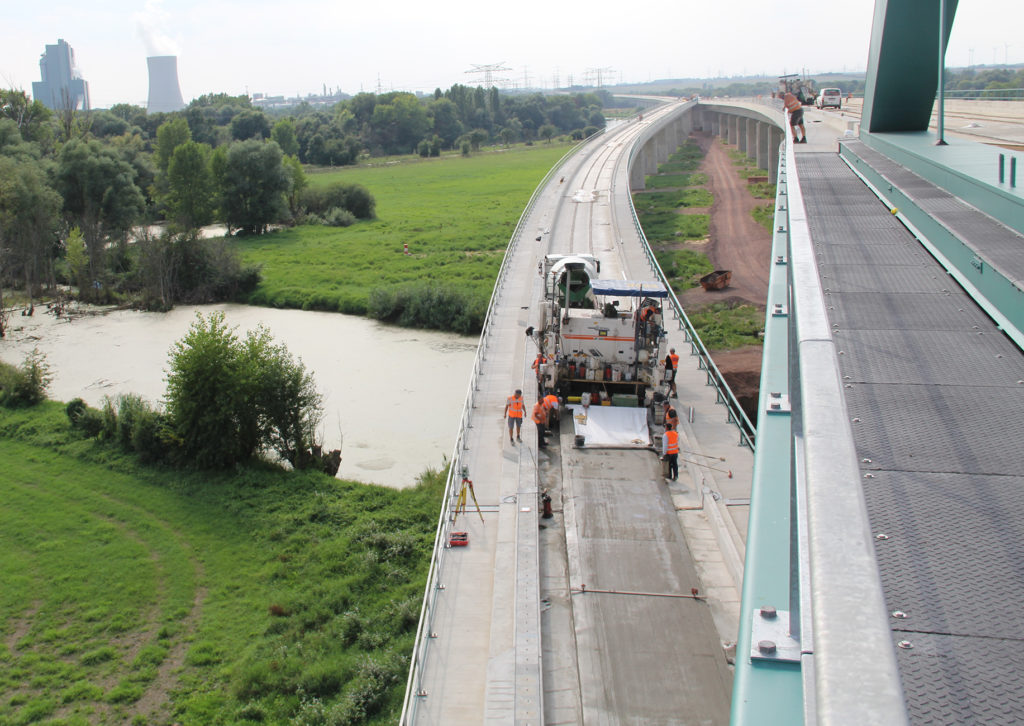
[{"xmin": 2, "ymin": 0, "xmax": 1021, "ymax": 109}]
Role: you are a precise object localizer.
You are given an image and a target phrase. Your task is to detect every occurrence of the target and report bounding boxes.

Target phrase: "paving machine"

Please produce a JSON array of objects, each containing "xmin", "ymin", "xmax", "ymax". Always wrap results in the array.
[{"xmin": 530, "ymin": 253, "xmax": 668, "ymax": 409}]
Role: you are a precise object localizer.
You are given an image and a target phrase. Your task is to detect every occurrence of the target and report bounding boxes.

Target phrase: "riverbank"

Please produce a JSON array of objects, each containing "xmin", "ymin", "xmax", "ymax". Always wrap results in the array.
[{"xmin": 0, "ymin": 303, "xmax": 476, "ymax": 488}]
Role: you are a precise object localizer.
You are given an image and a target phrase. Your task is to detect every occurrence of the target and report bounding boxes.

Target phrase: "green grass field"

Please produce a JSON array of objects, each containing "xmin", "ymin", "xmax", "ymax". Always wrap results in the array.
[
  {"xmin": 1, "ymin": 404, "xmax": 442, "ymax": 725},
  {"xmin": 685, "ymin": 301, "xmax": 765, "ymax": 349},
  {"xmin": 236, "ymin": 144, "xmax": 572, "ymax": 319}
]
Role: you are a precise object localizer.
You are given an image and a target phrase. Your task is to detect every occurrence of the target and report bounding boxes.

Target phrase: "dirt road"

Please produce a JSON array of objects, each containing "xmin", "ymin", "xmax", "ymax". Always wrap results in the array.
[{"xmin": 682, "ymin": 131, "xmax": 772, "ymax": 310}]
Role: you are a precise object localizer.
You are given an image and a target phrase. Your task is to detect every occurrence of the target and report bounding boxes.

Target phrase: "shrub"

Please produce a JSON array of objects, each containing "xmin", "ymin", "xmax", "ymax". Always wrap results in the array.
[
  {"xmin": 0, "ymin": 349, "xmax": 52, "ymax": 407},
  {"xmin": 165, "ymin": 312, "xmax": 324, "ymax": 469},
  {"xmin": 115, "ymin": 394, "xmax": 149, "ymax": 449},
  {"xmin": 367, "ymin": 282, "xmax": 484, "ymax": 334},
  {"xmin": 65, "ymin": 397, "xmax": 88, "ymax": 425},
  {"xmin": 299, "ymin": 182, "xmax": 376, "ymax": 220},
  {"xmin": 324, "ymin": 207, "xmax": 356, "ymax": 227}
]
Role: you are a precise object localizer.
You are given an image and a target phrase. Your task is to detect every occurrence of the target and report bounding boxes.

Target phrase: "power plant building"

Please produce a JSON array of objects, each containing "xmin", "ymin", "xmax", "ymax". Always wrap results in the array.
[
  {"xmin": 32, "ymin": 39, "xmax": 90, "ymax": 111},
  {"xmin": 147, "ymin": 56, "xmax": 186, "ymax": 113}
]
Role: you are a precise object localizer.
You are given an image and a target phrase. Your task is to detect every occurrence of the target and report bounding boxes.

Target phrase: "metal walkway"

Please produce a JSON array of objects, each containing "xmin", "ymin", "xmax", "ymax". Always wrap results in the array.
[{"xmin": 798, "ymin": 151, "xmax": 1024, "ymax": 724}]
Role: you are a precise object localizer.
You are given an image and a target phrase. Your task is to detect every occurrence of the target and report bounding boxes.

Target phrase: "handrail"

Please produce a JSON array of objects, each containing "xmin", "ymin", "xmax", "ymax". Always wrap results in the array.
[
  {"xmin": 784, "ymin": 125, "xmax": 909, "ymax": 724},
  {"xmin": 622, "ymin": 102, "xmax": 756, "ymax": 448},
  {"xmin": 398, "ymin": 136, "xmax": 593, "ymax": 725}
]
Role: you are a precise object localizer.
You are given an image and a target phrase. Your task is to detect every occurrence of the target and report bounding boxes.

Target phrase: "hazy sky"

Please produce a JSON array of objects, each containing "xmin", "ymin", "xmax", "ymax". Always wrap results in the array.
[{"xmin": 2, "ymin": 0, "xmax": 1021, "ymax": 109}]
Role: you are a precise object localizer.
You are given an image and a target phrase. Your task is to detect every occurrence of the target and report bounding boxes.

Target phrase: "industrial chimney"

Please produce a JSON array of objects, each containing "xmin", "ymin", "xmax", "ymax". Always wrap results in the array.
[{"xmin": 147, "ymin": 56, "xmax": 185, "ymax": 113}]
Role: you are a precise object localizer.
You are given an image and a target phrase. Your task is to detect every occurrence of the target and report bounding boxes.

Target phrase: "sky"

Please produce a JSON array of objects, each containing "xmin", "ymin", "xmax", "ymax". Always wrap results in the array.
[{"xmin": 2, "ymin": 0, "xmax": 1022, "ymax": 109}]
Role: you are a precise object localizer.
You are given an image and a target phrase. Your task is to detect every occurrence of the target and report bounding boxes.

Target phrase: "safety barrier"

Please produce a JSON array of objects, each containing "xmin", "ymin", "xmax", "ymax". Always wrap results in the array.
[{"xmin": 398, "ymin": 137, "xmax": 594, "ymax": 725}]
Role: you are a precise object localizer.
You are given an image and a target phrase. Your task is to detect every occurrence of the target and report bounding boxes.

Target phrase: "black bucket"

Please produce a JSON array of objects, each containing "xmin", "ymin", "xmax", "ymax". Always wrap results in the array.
[{"xmin": 574, "ymin": 435, "xmax": 585, "ymax": 447}]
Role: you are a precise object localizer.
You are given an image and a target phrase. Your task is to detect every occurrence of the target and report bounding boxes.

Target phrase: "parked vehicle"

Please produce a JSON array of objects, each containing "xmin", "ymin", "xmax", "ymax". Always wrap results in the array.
[{"xmin": 817, "ymin": 88, "xmax": 842, "ymax": 109}]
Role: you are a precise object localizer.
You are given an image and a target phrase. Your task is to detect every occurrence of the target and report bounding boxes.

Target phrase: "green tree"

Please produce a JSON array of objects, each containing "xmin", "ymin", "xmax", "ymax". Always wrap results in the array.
[
  {"xmin": 282, "ymin": 154, "xmax": 307, "ymax": 217},
  {"xmin": 0, "ymin": 156, "xmax": 62, "ymax": 308},
  {"xmin": 230, "ymin": 110, "xmax": 271, "ymax": 141},
  {"xmin": 54, "ymin": 138, "xmax": 146, "ymax": 298},
  {"xmin": 165, "ymin": 141, "xmax": 215, "ymax": 232},
  {"xmin": 428, "ymin": 98, "xmax": 463, "ymax": 148},
  {"xmin": 155, "ymin": 117, "xmax": 192, "ymax": 172},
  {"xmin": 219, "ymin": 139, "xmax": 291, "ymax": 234},
  {"xmin": 271, "ymin": 118, "xmax": 300, "ymax": 157},
  {"xmin": 64, "ymin": 226, "xmax": 88, "ymax": 292},
  {"xmin": 164, "ymin": 311, "xmax": 324, "ymax": 469},
  {"xmin": 538, "ymin": 124, "xmax": 558, "ymax": 143},
  {"xmin": 0, "ymin": 89, "xmax": 53, "ymax": 148},
  {"xmin": 369, "ymin": 93, "xmax": 430, "ymax": 154}
]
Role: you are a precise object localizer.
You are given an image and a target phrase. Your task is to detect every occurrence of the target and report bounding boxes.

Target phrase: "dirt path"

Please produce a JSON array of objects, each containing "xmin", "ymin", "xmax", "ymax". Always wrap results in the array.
[
  {"xmin": 678, "ymin": 132, "xmax": 772, "ymax": 311},
  {"xmin": 682, "ymin": 131, "xmax": 773, "ymax": 422}
]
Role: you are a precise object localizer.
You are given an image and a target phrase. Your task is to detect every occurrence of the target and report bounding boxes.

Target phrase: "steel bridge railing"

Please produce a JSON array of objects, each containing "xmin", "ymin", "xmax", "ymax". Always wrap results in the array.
[{"xmin": 398, "ymin": 137, "xmax": 593, "ymax": 725}]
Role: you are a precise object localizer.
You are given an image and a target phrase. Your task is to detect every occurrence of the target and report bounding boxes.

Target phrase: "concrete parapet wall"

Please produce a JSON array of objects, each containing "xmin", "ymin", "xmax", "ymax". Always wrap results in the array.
[{"xmin": 628, "ymin": 101, "xmax": 784, "ymax": 189}]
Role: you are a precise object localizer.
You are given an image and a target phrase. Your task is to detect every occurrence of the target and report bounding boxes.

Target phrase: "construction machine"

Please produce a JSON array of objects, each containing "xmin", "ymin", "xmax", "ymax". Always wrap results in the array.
[{"xmin": 530, "ymin": 253, "xmax": 668, "ymax": 410}]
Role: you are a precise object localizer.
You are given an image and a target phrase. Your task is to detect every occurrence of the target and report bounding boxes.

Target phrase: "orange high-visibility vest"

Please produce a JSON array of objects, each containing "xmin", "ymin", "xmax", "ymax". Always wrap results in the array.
[
  {"xmin": 532, "ymin": 402, "xmax": 546, "ymax": 424},
  {"xmin": 783, "ymin": 93, "xmax": 801, "ymax": 113},
  {"xmin": 543, "ymin": 394, "xmax": 558, "ymax": 409},
  {"xmin": 668, "ymin": 352, "xmax": 679, "ymax": 369},
  {"xmin": 665, "ymin": 429, "xmax": 680, "ymax": 455},
  {"xmin": 507, "ymin": 395, "xmax": 524, "ymax": 418}
]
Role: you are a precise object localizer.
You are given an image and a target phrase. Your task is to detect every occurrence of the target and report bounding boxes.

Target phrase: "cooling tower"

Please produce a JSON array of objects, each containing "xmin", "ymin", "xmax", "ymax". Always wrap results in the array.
[{"xmin": 147, "ymin": 56, "xmax": 185, "ymax": 113}]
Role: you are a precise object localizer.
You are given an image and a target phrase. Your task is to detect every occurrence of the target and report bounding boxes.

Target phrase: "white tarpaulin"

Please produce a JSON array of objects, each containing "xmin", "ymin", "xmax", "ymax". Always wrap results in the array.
[{"xmin": 567, "ymin": 404, "xmax": 651, "ymax": 448}]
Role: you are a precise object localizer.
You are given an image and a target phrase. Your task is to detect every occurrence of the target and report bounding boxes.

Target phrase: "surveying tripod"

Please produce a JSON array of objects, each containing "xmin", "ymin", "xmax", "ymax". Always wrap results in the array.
[{"xmin": 454, "ymin": 468, "xmax": 484, "ymax": 523}]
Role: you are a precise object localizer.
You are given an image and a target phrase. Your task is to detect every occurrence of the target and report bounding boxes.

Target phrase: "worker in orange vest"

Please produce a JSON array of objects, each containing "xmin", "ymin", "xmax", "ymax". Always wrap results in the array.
[
  {"xmin": 664, "ymin": 347, "xmax": 680, "ymax": 398},
  {"xmin": 504, "ymin": 388, "xmax": 525, "ymax": 444},
  {"xmin": 662, "ymin": 400, "xmax": 679, "ymax": 430},
  {"xmin": 783, "ymin": 91, "xmax": 806, "ymax": 143},
  {"xmin": 532, "ymin": 353, "xmax": 546, "ymax": 385},
  {"xmin": 662, "ymin": 423, "xmax": 680, "ymax": 481},
  {"xmin": 543, "ymin": 393, "xmax": 559, "ymax": 428},
  {"xmin": 532, "ymin": 397, "xmax": 548, "ymax": 449}
]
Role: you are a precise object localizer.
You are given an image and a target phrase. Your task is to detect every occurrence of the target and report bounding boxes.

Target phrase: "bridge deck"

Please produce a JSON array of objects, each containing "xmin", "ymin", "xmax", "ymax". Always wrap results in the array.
[
  {"xmin": 797, "ymin": 151, "xmax": 1024, "ymax": 723},
  {"xmin": 410, "ymin": 104, "xmax": 753, "ymax": 724}
]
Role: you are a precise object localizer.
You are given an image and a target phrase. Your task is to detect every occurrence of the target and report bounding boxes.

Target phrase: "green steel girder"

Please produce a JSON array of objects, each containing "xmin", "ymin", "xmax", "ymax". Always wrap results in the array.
[{"xmin": 862, "ymin": 0, "xmax": 959, "ymax": 132}]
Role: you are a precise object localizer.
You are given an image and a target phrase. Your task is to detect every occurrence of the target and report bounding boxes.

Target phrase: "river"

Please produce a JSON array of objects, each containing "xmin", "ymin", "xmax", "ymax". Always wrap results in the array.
[{"xmin": 0, "ymin": 304, "xmax": 478, "ymax": 489}]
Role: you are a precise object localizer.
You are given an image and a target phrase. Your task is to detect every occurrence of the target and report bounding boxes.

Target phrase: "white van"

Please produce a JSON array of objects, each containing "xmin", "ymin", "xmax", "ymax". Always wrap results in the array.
[{"xmin": 817, "ymin": 88, "xmax": 842, "ymax": 109}]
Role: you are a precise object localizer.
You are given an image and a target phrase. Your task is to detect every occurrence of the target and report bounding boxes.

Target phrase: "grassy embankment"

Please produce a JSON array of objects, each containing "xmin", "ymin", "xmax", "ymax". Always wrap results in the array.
[
  {"xmin": 725, "ymin": 145, "xmax": 776, "ymax": 232},
  {"xmin": 235, "ymin": 143, "xmax": 573, "ymax": 330},
  {"xmin": 632, "ymin": 138, "xmax": 770, "ymax": 350},
  {"xmin": 1, "ymin": 403, "xmax": 443, "ymax": 725},
  {"xmin": 630, "ymin": 139, "xmax": 714, "ymax": 294}
]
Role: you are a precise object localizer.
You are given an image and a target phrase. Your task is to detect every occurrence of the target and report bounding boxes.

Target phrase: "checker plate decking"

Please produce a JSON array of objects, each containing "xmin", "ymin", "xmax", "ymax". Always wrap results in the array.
[{"xmin": 798, "ymin": 152, "xmax": 1024, "ymax": 724}]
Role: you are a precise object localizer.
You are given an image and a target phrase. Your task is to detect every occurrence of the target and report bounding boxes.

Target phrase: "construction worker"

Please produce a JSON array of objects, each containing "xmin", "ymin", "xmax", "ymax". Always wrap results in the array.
[
  {"xmin": 640, "ymin": 302, "xmax": 659, "ymax": 338},
  {"xmin": 663, "ymin": 400, "xmax": 679, "ymax": 431},
  {"xmin": 504, "ymin": 389, "xmax": 525, "ymax": 444},
  {"xmin": 531, "ymin": 353, "xmax": 546, "ymax": 385},
  {"xmin": 532, "ymin": 396, "xmax": 548, "ymax": 449},
  {"xmin": 665, "ymin": 347, "xmax": 680, "ymax": 398},
  {"xmin": 784, "ymin": 91, "xmax": 807, "ymax": 143},
  {"xmin": 662, "ymin": 423, "xmax": 680, "ymax": 481},
  {"xmin": 543, "ymin": 392, "xmax": 559, "ymax": 428}
]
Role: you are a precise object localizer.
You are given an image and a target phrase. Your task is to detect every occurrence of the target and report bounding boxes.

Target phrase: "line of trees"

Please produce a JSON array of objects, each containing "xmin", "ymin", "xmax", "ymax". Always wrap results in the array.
[{"xmin": 0, "ymin": 84, "xmax": 606, "ymax": 330}]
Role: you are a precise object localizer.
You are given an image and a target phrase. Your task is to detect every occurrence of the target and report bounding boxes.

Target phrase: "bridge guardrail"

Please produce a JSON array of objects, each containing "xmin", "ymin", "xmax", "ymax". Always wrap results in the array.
[
  {"xmin": 622, "ymin": 100, "xmax": 756, "ymax": 448},
  {"xmin": 399, "ymin": 135, "xmax": 596, "ymax": 725},
  {"xmin": 782, "ymin": 125, "xmax": 908, "ymax": 725}
]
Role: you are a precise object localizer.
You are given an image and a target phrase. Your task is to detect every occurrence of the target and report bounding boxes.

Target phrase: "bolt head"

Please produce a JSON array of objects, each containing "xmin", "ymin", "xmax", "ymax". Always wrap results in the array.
[
  {"xmin": 760, "ymin": 605, "xmax": 778, "ymax": 619},
  {"xmin": 758, "ymin": 640, "xmax": 777, "ymax": 655}
]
